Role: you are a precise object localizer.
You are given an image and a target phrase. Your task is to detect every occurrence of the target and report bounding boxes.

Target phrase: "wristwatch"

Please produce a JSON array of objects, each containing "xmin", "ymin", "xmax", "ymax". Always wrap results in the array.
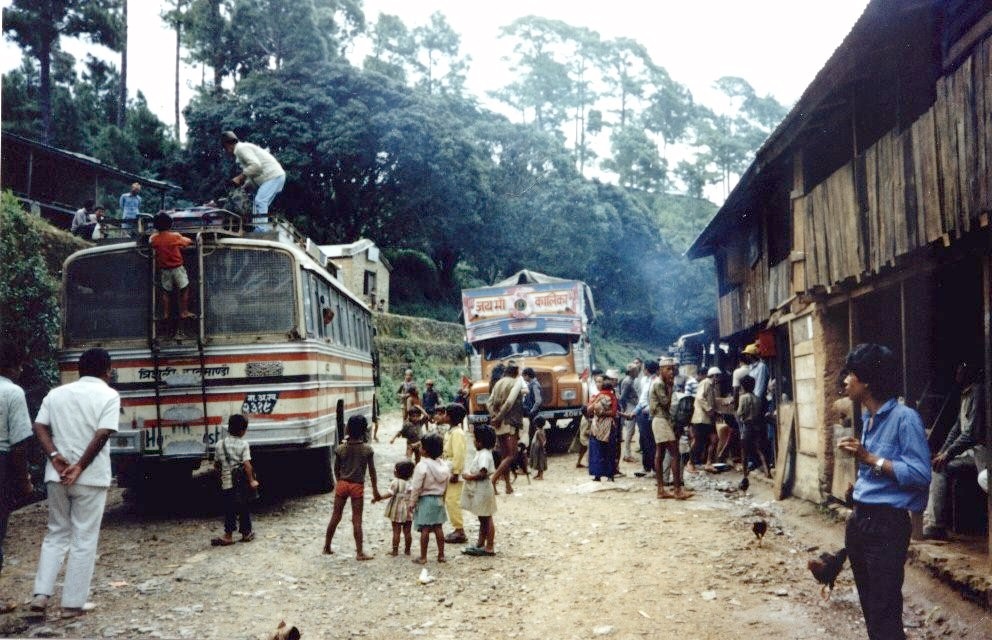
[
  {"xmin": 48, "ymin": 450, "xmax": 59, "ymax": 459},
  {"xmin": 873, "ymin": 457, "xmax": 886, "ymax": 475}
]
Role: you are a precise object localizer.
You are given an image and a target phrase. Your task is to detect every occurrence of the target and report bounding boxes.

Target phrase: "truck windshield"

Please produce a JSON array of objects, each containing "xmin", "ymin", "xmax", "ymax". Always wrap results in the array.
[{"xmin": 482, "ymin": 336, "xmax": 570, "ymax": 360}]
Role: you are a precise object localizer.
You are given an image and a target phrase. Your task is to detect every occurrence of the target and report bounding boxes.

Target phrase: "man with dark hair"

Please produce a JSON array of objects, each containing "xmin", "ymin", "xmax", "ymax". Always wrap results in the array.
[
  {"xmin": 618, "ymin": 364, "xmax": 640, "ymax": 463},
  {"xmin": 30, "ymin": 348, "xmax": 119, "ymax": 618},
  {"xmin": 837, "ymin": 343, "xmax": 930, "ymax": 640},
  {"xmin": 521, "ymin": 367, "xmax": 542, "ymax": 441},
  {"xmin": 221, "ymin": 131, "xmax": 286, "ymax": 228},
  {"xmin": 488, "ymin": 364, "xmax": 524, "ymax": 494},
  {"xmin": 0, "ymin": 341, "xmax": 34, "ymax": 587},
  {"xmin": 923, "ymin": 362, "xmax": 987, "ymax": 540}
]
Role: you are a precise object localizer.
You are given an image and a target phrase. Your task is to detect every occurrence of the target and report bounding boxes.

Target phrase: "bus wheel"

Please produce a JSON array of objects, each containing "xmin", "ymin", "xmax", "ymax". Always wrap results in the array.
[
  {"xmin": 310, "ymin": 446, "xmax": 334, "ymax": 493},
  {"xmin": 546, "ymin": 418, "xmax": 580, "ymax": 454}
]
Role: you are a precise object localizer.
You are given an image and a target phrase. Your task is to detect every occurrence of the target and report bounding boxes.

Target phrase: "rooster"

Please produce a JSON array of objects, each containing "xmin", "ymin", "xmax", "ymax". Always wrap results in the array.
[
  {"xmin": 807, "ymin": 548, "xmax": 848, "ymax": 600},
  {"xmin": 752, "ymin": 519, "xmax": 768, "ymax": 546}
]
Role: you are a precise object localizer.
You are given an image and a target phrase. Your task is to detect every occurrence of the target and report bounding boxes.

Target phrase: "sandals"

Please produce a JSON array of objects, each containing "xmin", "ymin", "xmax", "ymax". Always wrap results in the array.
[
  {"xmin": 211, "ymin": 537, "xmax": 235, "ymax": 546},
  {"xmin": 240, "ymin": 532, "xmax": 255, "ymax": 543},
  {"xmin": 462, "ymin": 546, "xmax": 496, "ymax": 557}
]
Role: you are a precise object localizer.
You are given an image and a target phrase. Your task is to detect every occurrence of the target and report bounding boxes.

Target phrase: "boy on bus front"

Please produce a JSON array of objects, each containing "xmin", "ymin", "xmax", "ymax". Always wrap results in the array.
[{"xmin": 149, "ymin": 212, "xmax": 195, "ymax": 323}]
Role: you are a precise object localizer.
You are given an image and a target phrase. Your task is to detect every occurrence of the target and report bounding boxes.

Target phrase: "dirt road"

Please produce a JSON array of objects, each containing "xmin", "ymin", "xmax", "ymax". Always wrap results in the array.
[{"xmin": 0, "ymin": 414, "xmax": 987, "ymax": 639}]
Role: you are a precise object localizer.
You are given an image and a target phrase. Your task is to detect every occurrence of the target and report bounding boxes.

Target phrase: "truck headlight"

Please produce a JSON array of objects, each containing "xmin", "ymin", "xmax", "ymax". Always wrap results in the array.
[
  {"xmin": 476, "ymin": 394, "xmax": 490, "ymax": 406},
  {"xmin": 560, "ymin": 389, "xmax": 577, "ymax": 401}
]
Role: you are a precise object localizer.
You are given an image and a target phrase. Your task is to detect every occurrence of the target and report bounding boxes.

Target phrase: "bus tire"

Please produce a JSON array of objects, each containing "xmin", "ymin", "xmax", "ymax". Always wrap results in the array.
[
  {"xmin": 546, "ymin": 418, "xmax": 580, "ymax": 454},
  {"xmin": 311, "ymin": 445, "xmax": 334, "ymax": 493}
]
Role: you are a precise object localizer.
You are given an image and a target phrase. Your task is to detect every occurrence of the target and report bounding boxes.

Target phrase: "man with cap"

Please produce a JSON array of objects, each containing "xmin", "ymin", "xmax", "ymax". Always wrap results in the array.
[
  {"xmin": 221, "ymin": 131, "xmax": 286, "ymax": 228},
  {"xmin": 689, "ymin": 366, "xmax": 722, "ymax": 472},
  {"xmin": 652, "ymin": 357, "xmax": 692, "ymax": 499},
  {"xmin": 118, "ymin": 183, "xmax": 142, "ymax": 228}
]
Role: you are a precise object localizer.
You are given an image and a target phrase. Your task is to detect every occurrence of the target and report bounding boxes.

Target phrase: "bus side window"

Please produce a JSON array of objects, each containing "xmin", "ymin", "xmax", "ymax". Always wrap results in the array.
[
  {"xmin": 318, "ymin": 280, "xmax": 332, "ymax": 341},
  {"xmin": 301, "ymin": 272, "xmax": 315, "ymax": 338}
]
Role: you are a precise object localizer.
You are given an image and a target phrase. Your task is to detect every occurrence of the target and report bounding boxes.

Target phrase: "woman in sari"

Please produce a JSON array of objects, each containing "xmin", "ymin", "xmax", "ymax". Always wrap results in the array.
[{"xmin": 587, "ymin": 370, "xmax": 623, "ymax": 481}]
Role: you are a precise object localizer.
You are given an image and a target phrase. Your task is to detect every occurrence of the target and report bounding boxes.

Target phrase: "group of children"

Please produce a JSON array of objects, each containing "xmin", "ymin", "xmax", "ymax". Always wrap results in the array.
[{"xmin": 325, "ymin": 403, "xmax": 499, "ymax": 563}]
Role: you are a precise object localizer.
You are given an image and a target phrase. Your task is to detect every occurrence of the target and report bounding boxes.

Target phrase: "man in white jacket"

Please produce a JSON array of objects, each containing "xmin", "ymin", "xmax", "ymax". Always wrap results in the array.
[{"xmin": 221, "ymin": 131, "xmax": 286, "ymax": 227}]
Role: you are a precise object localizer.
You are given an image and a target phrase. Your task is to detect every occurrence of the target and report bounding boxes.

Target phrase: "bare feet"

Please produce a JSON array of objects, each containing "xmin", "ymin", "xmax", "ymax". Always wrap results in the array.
[
  {"xmin": 674, "ymin": 488, "xmax": 694, "ymax": 500},
  {"xmin": 388, "ymin": 550, "xmax": 398, "ymax": 557},
  {"xmin": 437, "ymin": 556, "xmax": 446, "ymax": 563},
  {"xmin": 323, "ymin": 546, "xmax": 333, "ymax": 555},
  {"xmin": 657, "ymin": 489, "xmax": 675, "ymax": 499},
  {"xmin": 576, "ymin": 463, "xmax": 586, "ymax": 468},
  {"xmin": 412, "ymin": 557, "xmax": 427, "ymax": 565},
  {"xmin": 356, "ymin": 553, "xmax": 374, "ymax": 561}
]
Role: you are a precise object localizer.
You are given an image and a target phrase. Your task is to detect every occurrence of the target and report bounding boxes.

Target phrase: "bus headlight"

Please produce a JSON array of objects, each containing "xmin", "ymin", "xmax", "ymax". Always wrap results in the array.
[
  {"xmin": 475, "ymin": 394, "xmax": 489, "ymax": 406},
  {"xmin": 560, "ymin": 389, "xmax": 577, "ymax": 401}
]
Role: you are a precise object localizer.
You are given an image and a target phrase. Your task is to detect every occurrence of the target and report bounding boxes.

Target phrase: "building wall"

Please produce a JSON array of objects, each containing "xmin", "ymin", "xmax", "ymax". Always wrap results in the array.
[{"xmin": 330, "ymin": 251, "xmax": 390, "ymax": 312}]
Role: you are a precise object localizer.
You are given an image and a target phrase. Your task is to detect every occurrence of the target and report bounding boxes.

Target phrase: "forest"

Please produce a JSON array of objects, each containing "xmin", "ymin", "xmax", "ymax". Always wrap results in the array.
[{"xmin": 2, "ymin": 0, "xmax": 787, "ymax": 348}]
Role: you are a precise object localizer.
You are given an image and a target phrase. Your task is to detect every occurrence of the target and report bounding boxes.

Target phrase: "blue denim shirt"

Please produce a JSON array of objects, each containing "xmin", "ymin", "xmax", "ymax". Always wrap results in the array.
[{"xmin": 853, "ymin": 399, "xmax": 931, "ymax": 512}]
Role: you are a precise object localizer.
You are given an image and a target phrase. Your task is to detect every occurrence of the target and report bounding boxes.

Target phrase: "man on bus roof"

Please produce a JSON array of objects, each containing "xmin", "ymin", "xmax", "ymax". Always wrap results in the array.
[{"xmin": 221, "ymin": 131, "xmax": 286, "ymax": 229}]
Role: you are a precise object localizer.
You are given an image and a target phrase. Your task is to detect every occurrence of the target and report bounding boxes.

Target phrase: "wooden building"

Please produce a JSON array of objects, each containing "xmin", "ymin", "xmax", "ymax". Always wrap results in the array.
[
  {"xmin": 321, "ymin": 239, "xmax": 392, "ymax": 312},
  {"xmin": 688, "ymin": 0, "xmax": 992, "ymax": 562},
  {"xmin": 0, "ymin": 130, "xmax": 180, "ymax": 226}
]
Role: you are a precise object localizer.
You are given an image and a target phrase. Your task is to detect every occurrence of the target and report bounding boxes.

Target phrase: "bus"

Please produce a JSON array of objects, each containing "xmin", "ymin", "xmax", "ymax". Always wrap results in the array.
[{"xmin": 59, "ymin": 211, "xmax": 378, "ymax": 494}]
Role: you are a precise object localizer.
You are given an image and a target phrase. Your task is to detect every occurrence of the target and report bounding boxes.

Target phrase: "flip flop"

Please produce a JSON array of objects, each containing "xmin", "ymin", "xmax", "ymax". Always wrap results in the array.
[
  {"xmin": 211, "ymin": 537, "xmax": 235, "ymax": 546},
  {"xmin": 463, "ymin": 547, "xmax": 485, "ymax": 556},
  {"xmin": 478, "ymin": 550, "xmax": 496, "ymax": 556},
  {"xmin": 240, "ymin": 532, "xmax": 255, "ymax": 542}
]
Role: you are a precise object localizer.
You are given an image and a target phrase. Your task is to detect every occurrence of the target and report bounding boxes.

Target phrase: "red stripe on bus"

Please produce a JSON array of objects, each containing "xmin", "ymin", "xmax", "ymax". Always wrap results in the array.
[{"xmin": 63, "ymin": 352, "xmax": 370, "ymax": 370}]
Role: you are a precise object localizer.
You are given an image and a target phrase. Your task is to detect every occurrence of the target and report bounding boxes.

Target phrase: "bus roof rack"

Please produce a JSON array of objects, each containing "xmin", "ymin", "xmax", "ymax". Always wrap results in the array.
[{"xmin": 137, "ymin": 207, "xmax": 244, "ymax": 238}]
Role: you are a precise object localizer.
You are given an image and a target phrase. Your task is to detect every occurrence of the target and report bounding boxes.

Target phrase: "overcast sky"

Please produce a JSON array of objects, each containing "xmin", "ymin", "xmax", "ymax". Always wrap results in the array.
[{"xmin": 3, "ymin": 1, "xmax": 869, "ymax": 125}]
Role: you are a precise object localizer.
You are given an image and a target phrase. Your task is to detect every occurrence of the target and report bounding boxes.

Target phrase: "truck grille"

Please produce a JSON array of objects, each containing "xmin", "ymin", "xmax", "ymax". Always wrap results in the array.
[{"xmin": 536, "ymin": 372, "xmax": 554, "ymax": 405}]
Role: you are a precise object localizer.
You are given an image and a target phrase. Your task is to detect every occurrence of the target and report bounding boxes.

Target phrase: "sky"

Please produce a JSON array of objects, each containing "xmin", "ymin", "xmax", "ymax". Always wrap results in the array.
[{"xmin": 2, "ymin": 0, "xmax": 870, "ymax": 198}]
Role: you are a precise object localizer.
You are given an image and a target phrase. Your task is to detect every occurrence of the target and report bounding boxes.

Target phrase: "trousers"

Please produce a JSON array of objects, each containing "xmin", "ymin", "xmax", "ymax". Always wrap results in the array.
[
  {"xmin": 253, "ymin": 174, "xmax": 285, "ymax": 222},
  {"xmin": 924, "ymin": 455, "xmax": 974, "ymax": 530},
  {"xmin": 445, "ymin": 479, "xmax": 464, "ymax": 530},
  {"xmin": 846, "ymin": 503, "xmax": 911, "ymax": 640},
  {"xmin": 636, "ymin": 410, "xmax": 655, "ymax": 472},
  {"xmin": 34, "ymin": 482, "xmax": 108, "ymax": 608}
]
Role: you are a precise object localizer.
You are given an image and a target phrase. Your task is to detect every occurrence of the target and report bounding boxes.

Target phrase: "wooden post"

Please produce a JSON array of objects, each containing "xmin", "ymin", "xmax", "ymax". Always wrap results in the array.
[
  {"xmin": 983, "ymin": 253, "xmax": 991, "ymax": 571},
  {"xmin": 26, "ymin": 149, "xmax": 34, "ymax": 198},
  {"xmin": 900, "ymin": 280, "xmax": 908, "ymax": 400}
]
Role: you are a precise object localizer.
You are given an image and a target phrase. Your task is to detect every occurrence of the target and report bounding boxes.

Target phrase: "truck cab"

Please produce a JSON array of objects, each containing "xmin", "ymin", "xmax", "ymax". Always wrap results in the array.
[{"xmin": 462, "ymin": 271, "xmax": 595, "ymax": 451}]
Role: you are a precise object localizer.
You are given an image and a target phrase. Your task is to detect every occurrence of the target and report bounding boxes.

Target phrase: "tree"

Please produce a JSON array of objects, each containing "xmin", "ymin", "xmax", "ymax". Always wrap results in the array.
[
  {"xmin": 117, "ymin": 0, "xmax": 127, "ymax": 128},
  {"xmin": 184, "ymin": 0, "xmax": 233, "ymax": 91},
  {"xmin": 410, "ymin": 12, "xmax": 468, "ymax": 96},
  {"xmin": 2, "ymin": 0, "xmax": 123, "ymax": 142},
  {"xmin": 161, "ymin": 0, "xmax": 190, "ymax": 140},
  {"xmin": 229, "ymin": 0, "xmax": 327, "ymax": 75},
  {"xmin": 642, "ymin": 66, "xmax": 694, "ymax": 151},
  {"xmin": 313, "ymin": 0, "xmax": 365, "ymax": 58},
  {"xmin": 363, "ymin": 13, "xmax": 414, "ymax": 83},
  {"xmin": 601, "ymin": 123, "xmax": 668, "ymax": 192}
]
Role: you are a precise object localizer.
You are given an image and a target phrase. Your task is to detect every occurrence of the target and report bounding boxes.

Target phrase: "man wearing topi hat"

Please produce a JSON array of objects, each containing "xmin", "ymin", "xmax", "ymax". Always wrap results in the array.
[
  {"xmin": 689, "ymin": 366, "xmax": 722, "ymax": 472},
  {"xmin": 221, "ymin": 131, "xmax": 286, "ymax": 228},
  {"xmin": 651, "ymin": 357, "xmax": 693, "ymax": 499}
]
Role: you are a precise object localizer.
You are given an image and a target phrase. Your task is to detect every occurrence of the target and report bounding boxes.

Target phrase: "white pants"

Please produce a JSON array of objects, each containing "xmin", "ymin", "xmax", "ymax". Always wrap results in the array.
[{"xmin": 33, "ymin": 482, "xmax": 108, "ymax": 608}]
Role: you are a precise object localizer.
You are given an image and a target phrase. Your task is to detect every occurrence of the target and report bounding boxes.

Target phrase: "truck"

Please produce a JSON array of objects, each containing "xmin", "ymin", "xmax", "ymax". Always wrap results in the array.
[{"xmin": 461, "ymin": 270, "xmax": 595, "ymax": 452}]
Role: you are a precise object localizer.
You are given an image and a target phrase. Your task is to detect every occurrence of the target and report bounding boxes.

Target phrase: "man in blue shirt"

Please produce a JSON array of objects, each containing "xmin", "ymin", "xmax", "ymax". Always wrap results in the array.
[
  {"xmin": 838, "ymin": 343, "xmax": 931, "ymax": 640},
  {"xmin": 119, "ymin": 183, "xmax": 142, "ymax": 227}
]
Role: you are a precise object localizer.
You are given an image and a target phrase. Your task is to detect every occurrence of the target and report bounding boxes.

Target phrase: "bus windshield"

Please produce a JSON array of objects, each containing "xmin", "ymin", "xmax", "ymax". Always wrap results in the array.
[
  {"xmin": 64, "ymin": 246, "xmax": 296, "ymax": 345},
  {"xmin": 481, "ymin": 335, "xmax": 570, "ymax": 360}
]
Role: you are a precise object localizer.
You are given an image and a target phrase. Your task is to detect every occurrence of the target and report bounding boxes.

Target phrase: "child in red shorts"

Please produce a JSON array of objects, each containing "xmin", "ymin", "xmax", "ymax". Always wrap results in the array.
[{"xmin": 323, "ymin": 415, "xmax": 381, "ymax": 560}]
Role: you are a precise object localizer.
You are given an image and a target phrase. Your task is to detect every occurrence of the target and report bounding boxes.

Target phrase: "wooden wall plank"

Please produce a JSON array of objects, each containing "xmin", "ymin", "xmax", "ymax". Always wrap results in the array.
[
  {"xmin": 912, "ymin": 110, "xmax": 943, "ymax": 243},
  {"xmin": 893, "ymin": 131, "xmax": 908, "ymax": 257},
  {"xmin": 983, "ymin": 38, "xmax": 992, "ymax": 213},
  {"xmin": 955, "ymin": 57, "xmax": 973, "ymax": 233},
  {"xmin": 902, "ymin": 129, "xmax": 920, "ymax": 250},
  {"xmin": 866, "ymin": 143, "xmax": 880, "ymax": 274},
  {"xmin": 936, "ymin": 75, "xmax": 959, "ymax": 236}
]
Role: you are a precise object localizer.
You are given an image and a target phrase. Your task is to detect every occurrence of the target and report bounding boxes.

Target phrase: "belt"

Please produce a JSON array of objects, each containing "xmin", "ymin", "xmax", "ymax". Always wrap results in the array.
[{"xmin": 852, "ymin": 501, "xmax": 907, "ymax": 518}]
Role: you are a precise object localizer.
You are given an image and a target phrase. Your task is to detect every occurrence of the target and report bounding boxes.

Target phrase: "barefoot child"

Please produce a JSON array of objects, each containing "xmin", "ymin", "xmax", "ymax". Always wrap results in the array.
[
  {"xmin": 376, "ymin": 461, "xmax": 415, "ymax": 556},
  {"xmin": 324, "ymin": 415, "xmax": 381, "ymax": 560},
  {"xmin": 529, "ymin": 416, "xmax": 548, "ymax": 480},
  {"xmin": 461, "ymin": 424, "xmax": 497, "ymax": 556},
  {"xmin": 149, "ymin": 212, "xmax": 196, "ymax": 322},
  {"xmin": 211, "ymin": 414, "xmax": 260, "ymax": 546},
  {"xmin": 737, "ymin": 375, "xmax": 770, "ymax": 483},
  {"xmin": 408, "ymin": 433, "xmax": 450, "ymax": 564},
  {"xmin": 391, "ymin": 385, "xmax": 427, "ymax": 462},
  {"xmin": 436, "ymin": 403, "xmax": 468, "ymax": 544}
]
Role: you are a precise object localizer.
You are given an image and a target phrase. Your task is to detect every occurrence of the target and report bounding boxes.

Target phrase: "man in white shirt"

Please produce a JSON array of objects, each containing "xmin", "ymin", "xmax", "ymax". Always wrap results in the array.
[
  {"xmin": 29, "ymin": 348, "xmax": 119, "ymax": 618},
  {"xmin": 0, "ymin": 341, "xmax": 34, "ymax": 581},
  {"xmin": 221, "ymin": 130, "xmax": 286, "ymax": 227}
]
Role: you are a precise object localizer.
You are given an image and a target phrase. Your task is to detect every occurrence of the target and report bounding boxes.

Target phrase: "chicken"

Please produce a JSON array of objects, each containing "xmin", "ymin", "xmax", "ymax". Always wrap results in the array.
[
  {"xmin": 752, "ymin": 519, "xmax": 767, "ymax": 546},
  {"xmin": 807, "ymin": 548, "xmax": 848, "ymax": 600}
]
